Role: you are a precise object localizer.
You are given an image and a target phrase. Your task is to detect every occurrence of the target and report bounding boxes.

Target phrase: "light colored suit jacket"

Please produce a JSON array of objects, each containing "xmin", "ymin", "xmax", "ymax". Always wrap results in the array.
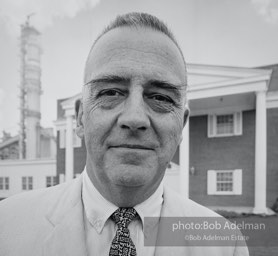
[{"xmin": 0, "ymin": 174, "xmax": 249, "ymax": 256}]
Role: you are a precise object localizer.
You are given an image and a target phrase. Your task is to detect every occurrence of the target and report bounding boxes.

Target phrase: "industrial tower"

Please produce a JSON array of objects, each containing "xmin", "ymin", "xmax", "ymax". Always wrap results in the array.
[{"xmin": 19, "ymin": 16, "xmax": 42, "ymax": 159}]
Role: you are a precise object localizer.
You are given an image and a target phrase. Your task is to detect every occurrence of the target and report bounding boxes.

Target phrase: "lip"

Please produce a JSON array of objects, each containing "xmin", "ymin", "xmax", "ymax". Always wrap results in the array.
[{"xmin": 109, "ymin": 144, "xmax": 154, "ymax": 150}]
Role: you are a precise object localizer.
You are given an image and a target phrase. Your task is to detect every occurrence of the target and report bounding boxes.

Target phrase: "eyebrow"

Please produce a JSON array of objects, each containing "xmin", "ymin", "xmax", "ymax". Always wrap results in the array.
[
  {"xmin": 84, "ymin": 75, "xmax": 185, "ymax": 99},
  {"xmin": 148, "ymin": 79, "xmax": 185, "ymax": 99},
  {"xmin": 84, "ymin": 75, "xmax": 130, "ymax": 86}
]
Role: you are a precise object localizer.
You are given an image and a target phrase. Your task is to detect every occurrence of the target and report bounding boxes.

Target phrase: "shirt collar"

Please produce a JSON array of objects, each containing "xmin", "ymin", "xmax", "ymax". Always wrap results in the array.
[
  {"xmin": 134, "ymin": 181, "xmax": 163, "ymax": 228},
  {"xmin": 82, "ymin": 167, "xmax": 164, "ymax": 234},
  {"xmin": 82, "ymin": 169, "xmax": 117, "ymax": 234}
]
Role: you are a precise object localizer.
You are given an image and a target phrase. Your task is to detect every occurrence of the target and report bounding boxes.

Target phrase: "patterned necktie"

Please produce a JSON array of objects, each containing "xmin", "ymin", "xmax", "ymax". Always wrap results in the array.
[{"xmin": 109, "ymin": 207, "xmax": 138, "ymax": 256}]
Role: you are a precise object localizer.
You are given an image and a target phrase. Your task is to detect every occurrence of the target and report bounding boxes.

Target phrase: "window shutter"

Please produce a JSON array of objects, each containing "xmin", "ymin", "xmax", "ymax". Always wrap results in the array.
[
  {"xmin": 207, "ymin": 115, "xmax": 215, "ymax": 138},
  {"xmin": 233, "ymin": 169, "xmax": 242, "ymax": 195},
  {"xmin": 234, "ymin": 112, "xmax": 242, "ymax": 135},
  {"xmin": 207, "ymin": 170, "xmax": 216, "ymax": 195}
]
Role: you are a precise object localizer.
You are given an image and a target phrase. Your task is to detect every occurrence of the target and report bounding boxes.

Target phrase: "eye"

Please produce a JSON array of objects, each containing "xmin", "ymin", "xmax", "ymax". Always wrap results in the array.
[
  {"xmin": 98, "ymin": 89, "xmax": 123, "ymax": 97},
  {"xmin": 150, "ymin": 94, "xmax": 174, "ymax": 104}
]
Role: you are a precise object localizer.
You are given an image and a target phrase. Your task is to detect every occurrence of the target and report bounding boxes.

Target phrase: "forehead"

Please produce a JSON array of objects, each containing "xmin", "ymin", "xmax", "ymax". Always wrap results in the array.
[{"xmin": 84, "ymin": 27, "xmax": 186, "ymax": 86}]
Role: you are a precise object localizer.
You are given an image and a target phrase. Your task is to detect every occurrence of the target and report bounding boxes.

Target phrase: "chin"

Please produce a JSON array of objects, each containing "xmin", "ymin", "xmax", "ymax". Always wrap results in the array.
[{"xmin": 110, "ymin": 165, "xmax": 151, "ymax": 188}]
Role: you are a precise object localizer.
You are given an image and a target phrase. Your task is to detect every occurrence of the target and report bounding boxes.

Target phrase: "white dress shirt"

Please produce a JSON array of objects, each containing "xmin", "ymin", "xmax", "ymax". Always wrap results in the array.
[{"xmin": 82, "ymin": 168, "xmax": 163, "ymax": 256}]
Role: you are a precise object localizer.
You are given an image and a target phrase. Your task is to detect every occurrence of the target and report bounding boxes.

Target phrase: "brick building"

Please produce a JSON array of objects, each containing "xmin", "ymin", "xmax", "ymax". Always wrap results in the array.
[{"xmin": 55, "ymin": 64, "xmax": 278, "ymax": 214}]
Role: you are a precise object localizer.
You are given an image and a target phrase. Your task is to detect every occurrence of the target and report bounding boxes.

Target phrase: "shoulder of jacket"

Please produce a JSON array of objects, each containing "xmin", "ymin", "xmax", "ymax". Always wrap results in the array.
[
  {"xmin": 0, "ymin": 177, "xmax": 80, "ymax": 217},
  {"xmin": 163, "ymin": 185, "xmax": 222, "ymax": 217}
]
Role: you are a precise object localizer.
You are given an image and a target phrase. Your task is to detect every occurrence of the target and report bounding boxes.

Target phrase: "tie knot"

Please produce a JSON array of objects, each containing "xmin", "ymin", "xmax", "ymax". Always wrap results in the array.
[{"xmin": 111, "ymin": 207, "xmax": 138, "ymax": 228}]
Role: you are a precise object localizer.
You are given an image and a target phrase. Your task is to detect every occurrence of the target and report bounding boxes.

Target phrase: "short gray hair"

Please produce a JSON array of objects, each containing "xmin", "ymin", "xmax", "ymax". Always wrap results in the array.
[
  {"xmin": 99, "ymin": 12, "xmax": 183, "ymax": 60},
  {"xmin": 85, "ymin": 12, "xmax": 187, "ymax": 83}
]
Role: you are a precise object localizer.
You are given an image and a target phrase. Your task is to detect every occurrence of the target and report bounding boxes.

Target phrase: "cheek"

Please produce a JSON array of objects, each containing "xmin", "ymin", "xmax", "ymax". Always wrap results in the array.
[
  {"xmin": 83, "ymin": 116, "xmax": 106, "ymax": 146},
  {"xmin": 83, "ymin": 106, "xmax": 118, "ymax": 150},
  {"xmin": 82, "ymin": 94, "xmax": 108, "ymax": 139},
  {"xmin": 168, "ymin": 110, "xmax": 184, "ymax": 138},
  {"xmin": 157, "ymin": 111, "xmax": 184, "ymax": 150}
]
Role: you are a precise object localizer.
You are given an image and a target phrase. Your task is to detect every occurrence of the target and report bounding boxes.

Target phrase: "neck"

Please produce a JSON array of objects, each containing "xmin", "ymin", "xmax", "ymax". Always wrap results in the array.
[
  {"xmin": 106, "ymin": 184, "xmax": 159, "ymax": 207},
  {"xmin": 86, "ymin": 164, "xmax": 162, "ymax": 207}
]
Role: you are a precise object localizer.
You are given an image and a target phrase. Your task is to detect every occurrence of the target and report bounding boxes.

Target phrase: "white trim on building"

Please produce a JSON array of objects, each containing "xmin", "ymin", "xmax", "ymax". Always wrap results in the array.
[
  {"xmin": 207, "ymin": 169, "xmax": 242, "ymax": 195},
  {"xmin": 267, "ymin": 91, "xmax": 278, "ymax": 109},
  {"xmin": 207, "ymin": 112, "xmax": 242, "ymax": 138}
]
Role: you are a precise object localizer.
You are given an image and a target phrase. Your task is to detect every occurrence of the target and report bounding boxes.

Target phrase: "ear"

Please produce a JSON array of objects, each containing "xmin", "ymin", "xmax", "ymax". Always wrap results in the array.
[
  {"xmin": 75, "ymin": 99, "xmax": 84, "ymax": 139},
  {"xmin": 178, "ymin": 106, "xmax": 190, "ymax": 145},
  {"xmin": 183, "ymin": 106, "xmax": 190, "ymax": 127}
]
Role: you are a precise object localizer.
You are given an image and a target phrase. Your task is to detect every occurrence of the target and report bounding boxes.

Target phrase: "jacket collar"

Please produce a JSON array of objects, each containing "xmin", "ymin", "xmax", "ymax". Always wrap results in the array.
[
  {"xmin": 42, "ymin": 175, "xmax": 206, "ymax": 256},
  {"xmin": 153, "ymin": 186, "xmax": 193, "ymax": 256},
  {"xmin": 43, "ymin": 175, "xmax": 88, "ymax": 256}
]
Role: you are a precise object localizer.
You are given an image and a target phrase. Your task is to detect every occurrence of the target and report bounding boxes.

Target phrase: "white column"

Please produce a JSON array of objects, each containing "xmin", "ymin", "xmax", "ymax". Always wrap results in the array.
[
  {"xmin": 65, "ymin": 112, "xmax": 74, "ymax": 182},
  {"xmin": 179, "ymin": 118, "xmax": 189, "ymax": 198},
  {"xmin": 253, "ymin": 90, "xmax": 267, "ymax": 214},
  {"xmin": 59, "ymin": 173, "xmax": 65, "ymax": 183}
]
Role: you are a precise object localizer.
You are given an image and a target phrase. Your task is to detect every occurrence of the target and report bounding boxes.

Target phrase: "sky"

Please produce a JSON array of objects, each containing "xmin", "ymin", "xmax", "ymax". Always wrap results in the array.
[{"xmin": 0, "ymin": 0, "xmax": 278, "ymax": 137}]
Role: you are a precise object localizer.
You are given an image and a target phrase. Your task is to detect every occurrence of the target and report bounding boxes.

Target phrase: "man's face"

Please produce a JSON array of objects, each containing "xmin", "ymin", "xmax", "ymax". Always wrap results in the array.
[{"xmin": 79, "ymin": 27, "xmax": 188, "ymax": 195}]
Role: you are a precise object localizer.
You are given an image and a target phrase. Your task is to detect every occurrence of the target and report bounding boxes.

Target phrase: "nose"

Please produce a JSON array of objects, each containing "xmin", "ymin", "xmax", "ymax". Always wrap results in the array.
[{"xmin": 117, "ymin": 92, "xmax": 150, "ymax": 131}]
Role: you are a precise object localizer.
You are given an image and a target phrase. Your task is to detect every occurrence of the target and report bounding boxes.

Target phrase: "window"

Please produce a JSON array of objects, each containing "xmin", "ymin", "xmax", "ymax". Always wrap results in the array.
[
  {"xmin": 46, "ymin": 176, "xmax": 57, "ymax": 187},
  {"xmin": 0, "ymin": 177, "xmax": 9, "ymax": 190},
  {"xmin": 207, "ymin": 169, "xmax": 242, "ymax": 195},
  {"xmin": 216, "ymin": 172, "xmax": 233, "ymax": 192},
  {"xmin": 59, "ymin": 129, "xmax": 82, "ymax": 148},
  {"xmin": 216, "ymin": 114, "xmax": 234, "ymax": 135},
  {"xmin": 22, "ymin": 176, "xmax": 33, "ymax": 190},
  {"xmin": 208, "ymin": 112, "xmax": 242, "ymax": 137}
]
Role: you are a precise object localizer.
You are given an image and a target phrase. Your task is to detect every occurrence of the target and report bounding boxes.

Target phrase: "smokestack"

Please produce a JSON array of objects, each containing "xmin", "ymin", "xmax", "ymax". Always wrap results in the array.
[{"xmin": 19, "ymin": 16, "xmax": 42, "ymax": 159}]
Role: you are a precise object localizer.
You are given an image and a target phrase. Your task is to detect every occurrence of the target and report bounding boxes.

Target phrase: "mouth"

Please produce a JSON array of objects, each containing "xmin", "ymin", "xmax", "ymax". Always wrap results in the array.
[{"xmin": 109, "ymin": 144, "xmax": 154, "ymax": 151}]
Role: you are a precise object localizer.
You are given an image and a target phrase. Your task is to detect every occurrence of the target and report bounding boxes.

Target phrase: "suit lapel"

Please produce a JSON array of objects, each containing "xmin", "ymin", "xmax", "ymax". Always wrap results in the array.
[
  {"xmin": 154, "ymin": 186, "xmax": 192, "ymax": 256},
  {"xmin": 43, "ymin": 175, "xmax": 88, "ymax": 256},
  {"xmin": 43, "ymin": 200, "xmax": 87, "ymax": 256},
  {"xmin": 154, "ymin": 187, "xmax": 230, "ymax": 256}
]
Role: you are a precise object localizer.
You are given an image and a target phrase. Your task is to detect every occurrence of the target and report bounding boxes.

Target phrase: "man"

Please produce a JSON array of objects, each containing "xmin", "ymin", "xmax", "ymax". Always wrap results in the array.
[{"xmin": 0, "ymin": 12, "xmax": 249, "ymax": 256}]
